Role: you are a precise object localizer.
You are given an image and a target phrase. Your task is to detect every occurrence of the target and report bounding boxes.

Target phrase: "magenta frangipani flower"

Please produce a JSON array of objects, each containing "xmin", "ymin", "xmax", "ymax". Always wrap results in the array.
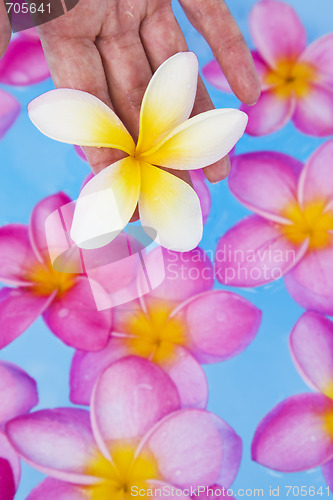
[
  {"xmin": 0, "ymin": 361, "xmax": 38, "ymax": 499},
  {"xmin": 0, "ymin": 28, "xmax": 49, "ymax": 86},
  {"xmin": 7, "ymin": 356, "xmax": 242, "ymax": 499},
  {"xmin": 252, "ymin": 312, "xmax": 333, "ymax": 482},
  {"xmin": 203, "ymin": 0, "xmax": 333, "ymax": 136},
  {"xmin": 70, "ymin": 247, "xmax": 261, "ymax": 409},
  {"xmin": 0, "ymin": 192, "xmax": 139, "ymax": 350},
  {"xmin": 0, "ymin": 90, "xmax": 20, "ymax": 140},
  {"xmin": 215, "ymin": 141, "xmax": 333, "ymax": 315}
]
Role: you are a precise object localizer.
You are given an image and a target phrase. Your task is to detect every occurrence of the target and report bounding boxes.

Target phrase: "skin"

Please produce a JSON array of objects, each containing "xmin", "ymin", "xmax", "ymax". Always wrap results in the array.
[{"xmin": 0, "ymin": 0, "xmax": 260, "ymax": 186}]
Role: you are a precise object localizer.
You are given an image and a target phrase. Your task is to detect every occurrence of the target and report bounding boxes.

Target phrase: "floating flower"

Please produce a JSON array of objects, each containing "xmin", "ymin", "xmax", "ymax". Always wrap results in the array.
[
  {"xmin": 215, "ymin": 142, "xmax": 333, "ymax": 315},
  {"xmin": 75, "ymin": 148, "xmax": 212, "ymax": 224},
  {"xmin": 7, "ymin": 357, "xmax": 242, "ymax": 499},
  {"xmin": 0, "ymin": 89, "xmax": 20, "ymax": 140},
  {"xmin": 0, "ymin": 192, "xmax": 136, "ymax": 350},
  {"xmin": 70, "ymin": 247, "xmax": 261, "ymax": 409},
  {"xmin": 0, "ymin": 361, "xmax": 38, "ymax": 499},
  {"xmin": 203, "ymin": 0, "xmax": 333, "ymax": 136},
  {"xmin": 252, "ymin": 311, "xmax": 333, "ymax": 480},
  {"xmin": 0, "ymin": 29, "xmax": 49, "ymax": 86},
  {"xmin": 28, "ymin": 52, "xmax": 247, "ymax": 251}
]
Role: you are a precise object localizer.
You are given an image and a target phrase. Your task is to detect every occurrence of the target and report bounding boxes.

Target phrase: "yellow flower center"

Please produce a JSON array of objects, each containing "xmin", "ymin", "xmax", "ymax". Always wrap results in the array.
[
  {"xmin": 122, "ymin": 302, "xmax": 186, "ymax": 364},
  {"xmin": 281, "ymin": 201, "xmax": 333, "ymax": 250},
  {"xmin": 25, "ymin": 261, "xmax": 76, "ymax": 296},
  {"xmin": 265, "ymin": 59, "xmax": 317, "ymax": 99},
  {"xmin": 86, "ymin": 443, "xmax": 160, "ymax": 500}
]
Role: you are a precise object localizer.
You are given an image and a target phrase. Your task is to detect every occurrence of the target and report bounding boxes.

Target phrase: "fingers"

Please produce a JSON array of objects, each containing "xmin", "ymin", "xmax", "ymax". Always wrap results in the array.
[
  {"xmin": 37, "ymin": 6, "xmax": 125, "ymax": 174},
  {"xmin": 140, "ymin": 1, "xmax": 230, "ymax": 183},
  {"xmin": 0, "ymin": 1, "xmax": 11, "ymax": 57},
  {"xmin": 96, "ymin": 5, "xmax": 152, "ymax": 140},
  {"xmin": 179, "ymin": 0, "xmax": 261, "ymax": 105}
]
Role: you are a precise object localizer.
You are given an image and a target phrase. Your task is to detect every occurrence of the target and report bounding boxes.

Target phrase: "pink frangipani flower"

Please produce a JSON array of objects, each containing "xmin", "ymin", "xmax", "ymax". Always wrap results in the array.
[
  {"xmin": 0, "ymin": 89, "xmax": 20, "ymax": 140},
  {"xmin": 203, "ymin": 0, "xmax": 333, "ymax": 136},
  {"xmin": 7, "ymin": 356, "xmax": 242, "ymax": 499},
  {"xmin": 0, "ymin": 361, "xmax": 38, "ymax": 499},
  {"xmin": 215, "ymin": 142, "xmax": 333, "ymax": 315},
  {"xmin": 70, "ymin": 247, "xmax": 261, "ymax": 409},
  {"xmin": 252, "ymin": 312, "xmax": 333, "ymax": 481},
  {"xmin": 0, "ymin": 192, "xmax": 135, "ymax": 350},
  {"xmin": 0, "ymin": 29, "xmax": 49, "ymax": 86}
]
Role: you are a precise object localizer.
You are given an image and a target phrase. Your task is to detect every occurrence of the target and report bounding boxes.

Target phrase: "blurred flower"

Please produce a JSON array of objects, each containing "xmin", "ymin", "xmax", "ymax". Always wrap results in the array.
[
  {"xmin": 215, "ymin": 142, "xmax": 333, "ymax": 315},
  {"xmin": 70, "ymin": 247, "xmax": 261, "ymax": 409},
  {"xmin": 28, "ymin": 52, "xmax": 247, "ymax": 251},
  {"xmin": 0, "ymin": 89, "xmax": 20, "ymax": 140},
  {"xmin": 7, "ymin": 357, "xmax": 242, "ymax": 499},
  {"xmin": 203, "ymin": 0, "xmax": 333, "ymax": 136},
  {"xmin": 0, "ymin": 29, "xmax": 49, "ymax": 86},
  {"xmin": 0, "ymin": 193, "xmax": 128, "ymax": 350},
  {"xmin": 75, "ymin": 148, "xmax": 212, "ymax": 225},
  {"xmin": 252, "ymin": 312, "xmax": 333, "ymax": 481},
  {"xmin": 0, "ymin": 361, "xmax": 38, "ymax": 499}
]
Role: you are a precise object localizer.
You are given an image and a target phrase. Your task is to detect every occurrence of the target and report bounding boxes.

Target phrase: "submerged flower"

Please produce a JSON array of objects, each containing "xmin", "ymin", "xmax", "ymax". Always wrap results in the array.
[
  {"xmin": 28, "ymin": 52, "xmax": 247, "ymax": 251},
  {"xmin": 0, "ymin": 29, "xmax": 50, "ymax": 86},
  {"xmin": 0, "ymin": 90, "xmax": 20, "ymax": 140},
  {"xmin": 0, "ymin": 192, "xmax": 133, "ymax": 350},
  {"xmin": 0, "ymin": 361, "xmax": 38, "ymax": 500},
  {"xmin": 7, "ymin": 357, "xmax": 242, "ymax": 499},
  {"xmin": 215, "ymin": 142, "xmax": 333, "ymax": 315},
  {"xmin": 70, "ymin": 247, "xmax": 261, "ymax": 409},
  {"xmin": 203, "ymin": 0, "xmax": 333, "ymax": 136},
  {"xmin": 252, "ymin": 312, "xmax": 333, "ymax": 481}
]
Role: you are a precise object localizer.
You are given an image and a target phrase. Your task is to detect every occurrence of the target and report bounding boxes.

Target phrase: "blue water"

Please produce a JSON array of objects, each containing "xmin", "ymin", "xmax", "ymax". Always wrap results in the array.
[{"xmin": 1, "ymin": 0, "xmax": 333, "ymax": 497}]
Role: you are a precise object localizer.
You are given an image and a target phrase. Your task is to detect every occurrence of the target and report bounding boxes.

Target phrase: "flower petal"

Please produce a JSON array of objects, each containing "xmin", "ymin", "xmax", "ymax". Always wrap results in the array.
[
  {"xmin": 202, "ymin": 59, "xmax": 232, "ymax": 93},
  {"xmin": 141, "ymin": 110, "xmax": 247, "ymax": 170},
  {"xmin": 252, "ymin": 393, "xmax": 333, "ymax": 472},
  {"xmin": 27, "ymin": 479, "xmax": 88, "ymax": 500},
  {"xmin": 28, "ymin": 89, "xmax": 135, "ymax": 153},
  {"xmin": 138, "ymin": 247, "xmax": 214, "ymax": 306},
  {"xmin": 190, "ymin": 170, "xmax": 211, "ymax": 224},
  {"xmin": 6, "ymin": 408, "xmax": 100, "ymax": 484},
  {"xmin": 301, "ymin": 34, "xmax": 333, "ymax": 87},
  {"xmin": 0, "ymin": 90, "xmax": 20, "ymax": 140},
  {"xmin": 0, "ymin": 459, "xmax": 15, "ymax": 500},
  {"xmin": 285, "ymin": 244, "xmax": 333, "ymax": 316},
  {"xmin": 71, "ymin": 157, "xmax": 140, "ymax": 249},
  {"xmin": 70, "ymin": 338, "xmax": 131, "ymax": 406},
  {"xmin": 29, "ymin": 192, "xmax": 73, "ymax": 263},
  {"xmin": 137, "ymin": 52, "xmax": 198, "ymax": 153},
  {"xmin": 322, "ymin": 458, "xmax": 333, "ymax": 491},
  {"xmin": 0, "ymin": 287, "xmax": 53, "ymax": 349},
  {"xmin": 290, "ymin": 312, "xmax": 333, "ymax": 398},
  {"xmin": 159, "ymin": 346, "xmax": 208, "ymax": 410},
  {"xmin": 196, "ymin": 485, "xmax": 236, "ymax": 499},
  {"xmin": 138, "ymin": 163, "xmax": 202, "ymax": 251},
  {"xmin": 43, "ymin": 276, "xmax": 111, "ymax": 351},
  {"xmin": 250, "ymin": 0, "xmax": 307, "ymax": 69},
  {"xmin": 142, "ymin": 410, "xmax": 224, "ymax": 489},
  {"xmin": 91, "ymin": 357, "xmax": 181, "ymax": 459},
  {"xmin": 0, "ymin": 37, "xmax": 49, "ymax": 86},
  {"xmin": 0, "ymin": 431, "xmax": 20, "ymax": 490},
  {"xmin": 174, "ymin": 291, "xmax": 261, "ymax": 364},
  {"xmin": 0, "ymin": 224, "xmax": 38, "ymax": 286},
  {"xmin": 215, "ymin": 216, "xmax": 307, "ymax": 287},
  {"xmin": 241, "ymin": 91, "xmax": 295, "ymax": 136},
  {"xmin": 212, "ymin": 416, "xmax": 242, "ymax": 489},
  {"xmin": 228, "ymin": 152, "xmax": 301, "ymax": 222},
  {"xmin": 0, "ymin": 361, "xmax": 38, "ymax": 425},
  {"xmin": 298, "ymin": 140, "xmax": 333, "ymax": 207},
  {"xmin": 293, "ymin": 85, "xmax": 333, "ymax": 136}
]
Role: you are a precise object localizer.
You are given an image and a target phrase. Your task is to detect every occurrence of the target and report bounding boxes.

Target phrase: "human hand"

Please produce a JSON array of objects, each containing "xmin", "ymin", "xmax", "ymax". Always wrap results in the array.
[{"xmin": 0, "ymin": 0, "xmax": 260, "ymax": 183}]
